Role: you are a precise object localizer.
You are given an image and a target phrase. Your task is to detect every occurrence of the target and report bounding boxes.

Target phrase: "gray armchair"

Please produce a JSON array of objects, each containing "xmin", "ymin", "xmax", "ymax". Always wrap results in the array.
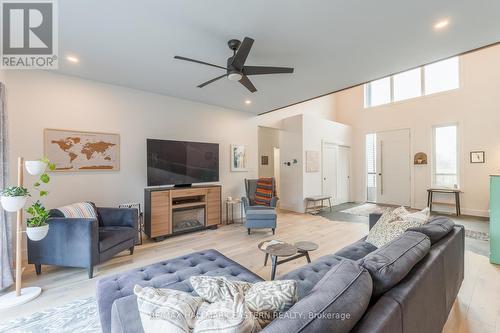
[
  {"xmin": 28, "ymin": 207, "xmax": 138, "ymax": 278},
  {"xmin": 241, "ymin": 178, "xmax": 278, "ymax": 234}
]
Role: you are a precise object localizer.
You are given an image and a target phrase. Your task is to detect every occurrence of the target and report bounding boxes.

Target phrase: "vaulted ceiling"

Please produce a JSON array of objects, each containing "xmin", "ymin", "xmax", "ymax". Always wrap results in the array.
[{"xmin": 57, "ymin": 0, "xmax": 500, "ymax": 113}]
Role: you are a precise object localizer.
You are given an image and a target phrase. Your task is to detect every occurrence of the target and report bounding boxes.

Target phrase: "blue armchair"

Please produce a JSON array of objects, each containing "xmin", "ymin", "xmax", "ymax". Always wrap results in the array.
[
  {"xmin": 28, "ymin": 207, "xmax": 138, "ymax": 278},
  {"xmin": 241, "ymin": 178, "xmax": 278, "ymax": 234}
]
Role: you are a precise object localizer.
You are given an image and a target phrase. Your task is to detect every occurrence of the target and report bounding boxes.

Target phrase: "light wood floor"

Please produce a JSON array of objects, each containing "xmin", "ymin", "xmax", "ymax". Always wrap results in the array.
[{"xmin": 0, "ymin": 210, "xmax": 499, "ymax": 333}]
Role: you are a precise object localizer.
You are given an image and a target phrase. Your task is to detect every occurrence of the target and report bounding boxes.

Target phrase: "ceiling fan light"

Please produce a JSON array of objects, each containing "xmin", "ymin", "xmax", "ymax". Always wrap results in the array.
[{"xmin": 228, "ymin": 72, "xmax": 242, "ymax": 81}]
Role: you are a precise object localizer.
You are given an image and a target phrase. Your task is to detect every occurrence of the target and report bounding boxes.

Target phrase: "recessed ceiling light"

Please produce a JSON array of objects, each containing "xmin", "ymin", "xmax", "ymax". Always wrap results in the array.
[
  {"xmin": 434, "ymin": 19, "xmax": 450, "ymax": 30},
  {"xmin": 66, "ymin": 55, "xmax": 79, "ymax": 63},
  {"xmin": 245, "ymin": 100, "xmax": 251, "ymax": 105}
]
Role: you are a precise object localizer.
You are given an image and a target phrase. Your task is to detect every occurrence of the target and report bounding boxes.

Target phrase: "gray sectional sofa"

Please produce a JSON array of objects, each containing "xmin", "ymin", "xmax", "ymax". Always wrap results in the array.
[{"xmin": 96, "ymin": 214, "xmax": 464, "ymax": 333}]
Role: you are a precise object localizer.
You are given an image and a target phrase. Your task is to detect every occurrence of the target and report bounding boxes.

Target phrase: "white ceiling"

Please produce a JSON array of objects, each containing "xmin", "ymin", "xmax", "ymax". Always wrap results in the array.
[{"xmin": 57, "ymin": 0, "xmax": 500, "ymax": 114}]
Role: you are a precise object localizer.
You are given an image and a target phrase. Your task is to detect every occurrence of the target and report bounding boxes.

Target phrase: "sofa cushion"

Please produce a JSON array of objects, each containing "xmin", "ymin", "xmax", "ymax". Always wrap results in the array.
[
  {"xmin": 359, "ymin": 231, "xmax": 431, "ymax": 299},
  {"xmin": 264, "ymin": 259, "xmax": 372, "ymax": 333},
  {"xmin": 134, "ymin": 285, "xmax": 203, "ymax": 332},
  {"xmin": 407, "ymin": 216, "xmax": 455, "ymax": 244},
  {"xmin": 279, "ymin": 254, "xmax": 342, "ymax": 299},
  {"xmin": 191, "ymin": 275, "xmax": 298, "ymax": 327},
  {"xmin": 366, "ymin": 210, "xmax": 426, "ymax": 248},
  {"xmin": 335, "ymin": 239, "xmax": 377, "ymax": 260},
  {"xmin": 54, "ymin": 202, "xmax": 98, "ymax": 219},
  {"xmin": 99, "ymin": 226, "xmax": 136, "ymax": 252},
  {"xmin": 246, "ymin": 208, "xmax": 277, "ymax": 220},
  {"xmin": 97, "ymin": 249, "xmax": 263, "ymax": 333},
  {"xmin": 194, "ymin": 295, "xmax": 261, "ymax": 333}
]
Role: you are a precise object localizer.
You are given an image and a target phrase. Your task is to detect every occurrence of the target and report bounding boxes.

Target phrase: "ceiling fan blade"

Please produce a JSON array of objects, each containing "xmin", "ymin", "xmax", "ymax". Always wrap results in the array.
[
  {"xmin": 197, "ymin": 74, "xmax": 227, "ymax": 88},
  {"xmin": 231, "ymin": 37, "xmax": 254, "ymax": 70},
  {"xmin": 243, "ymin": 66, "xmax": 294, "ymax": 75},
  {"xmin": 239, "ymin": 75, "xmax": 257, "ymax": 93},
  {"xmin": 174, "ymin": 56, "xmax": 227, "ymax": 70}
]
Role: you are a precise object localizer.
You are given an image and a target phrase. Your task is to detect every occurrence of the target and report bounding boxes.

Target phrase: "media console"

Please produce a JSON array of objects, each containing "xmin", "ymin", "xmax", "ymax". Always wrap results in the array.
[{"xmin": 144, "ymin": 185, "xmax": 222, "ymax": 241}]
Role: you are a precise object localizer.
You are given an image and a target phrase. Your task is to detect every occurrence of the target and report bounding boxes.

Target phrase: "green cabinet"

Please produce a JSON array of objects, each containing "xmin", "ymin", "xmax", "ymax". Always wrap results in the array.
[{"xmin": 490, "ymin": 176, "xmax": 500, "ymax": 264}]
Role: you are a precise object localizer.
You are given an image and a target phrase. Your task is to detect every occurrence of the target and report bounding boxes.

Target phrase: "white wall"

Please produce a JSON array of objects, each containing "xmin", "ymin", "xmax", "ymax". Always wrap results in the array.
[
  {"xmin": 257, "ymin": 94, "xmax": 336, "ymax": 128},
  {"xmin": 335, "ymin": 44, "xmax": 500, "ymax": 216},
  {"xmin": 3, "ymin": 70, "xmax": 259, "ymax": 218},
  {"xmin": 302, "ymin": 114, "xmax": 352, "ymax": 207},
  {"xmin": 278, "ymin": 115, "xmax": 303, "ymax": 211}
]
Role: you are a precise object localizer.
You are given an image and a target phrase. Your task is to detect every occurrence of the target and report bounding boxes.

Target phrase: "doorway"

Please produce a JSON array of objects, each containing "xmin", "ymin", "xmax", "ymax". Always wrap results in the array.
[
  {"xmin": 366, "ymin": 129, "xmax": 411, "ymax": 206},
  {"xmin": 322, "ymin": 142, "xmax": 350, "ymax": 205}
]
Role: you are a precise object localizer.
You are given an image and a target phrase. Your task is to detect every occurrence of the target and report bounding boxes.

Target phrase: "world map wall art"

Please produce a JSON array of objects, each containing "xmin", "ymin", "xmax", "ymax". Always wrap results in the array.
[{"xmin": 44, "ymin": 129, "xmax": 120, "ymax": 171}]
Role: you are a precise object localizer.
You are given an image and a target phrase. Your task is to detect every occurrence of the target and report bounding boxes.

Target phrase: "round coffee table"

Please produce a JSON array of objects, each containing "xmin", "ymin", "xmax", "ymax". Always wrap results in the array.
[{"xmin": 258, "ymin": 240, "xmax": 319, "ymax": 280}]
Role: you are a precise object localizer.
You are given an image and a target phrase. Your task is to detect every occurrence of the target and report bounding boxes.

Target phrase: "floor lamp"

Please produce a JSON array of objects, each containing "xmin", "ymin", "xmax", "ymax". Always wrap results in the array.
[{"xmin": 0, "ymin": 157, "xmax": 43, "ymax": 309}]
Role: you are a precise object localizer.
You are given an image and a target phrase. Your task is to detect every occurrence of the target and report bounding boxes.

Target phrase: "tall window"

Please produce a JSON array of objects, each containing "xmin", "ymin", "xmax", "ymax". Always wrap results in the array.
[
  {"xmin": 433, "ymin": 124, "xmax": 458, "ymax": 188},
  {"xmin": 364, "ymin": 57, "xmax": 459, "ymax": 108}
]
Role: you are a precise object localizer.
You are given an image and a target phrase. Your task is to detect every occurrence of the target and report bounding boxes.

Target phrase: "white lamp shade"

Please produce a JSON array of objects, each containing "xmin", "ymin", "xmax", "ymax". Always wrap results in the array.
[
  {"xmin": 1, "ymin": 196, "xmax": 27, "ymax": 212},
  {"xmin": 25, "ymin": 160, "xmax": 47, "ymax": 176}
]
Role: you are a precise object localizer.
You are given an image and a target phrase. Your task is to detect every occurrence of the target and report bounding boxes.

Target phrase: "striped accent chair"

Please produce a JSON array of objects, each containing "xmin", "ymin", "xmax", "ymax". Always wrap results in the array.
[{"xmin": 242, "ymin": 178, "xmax": 278, "ymax": 235}]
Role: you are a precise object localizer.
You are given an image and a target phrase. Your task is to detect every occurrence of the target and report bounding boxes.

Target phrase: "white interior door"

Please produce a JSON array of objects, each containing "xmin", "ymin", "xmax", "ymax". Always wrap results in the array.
[
  {"xmin": 376, "ymin": 129, "xmax": 411, "ymax": 206},
  {"xmin": 337, "ymin": 146, "xmax": 350, "ymax": 204},
  {"xmin": 273, "ymin": 147, "xmax": 280, "ymax": 197},
  {"xmin": 322, "ymin": 143, "xmax": 337, "ymax": 201}
]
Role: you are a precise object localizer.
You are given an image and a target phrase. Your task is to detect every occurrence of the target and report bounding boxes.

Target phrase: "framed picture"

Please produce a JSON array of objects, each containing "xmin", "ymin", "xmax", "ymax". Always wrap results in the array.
[
  {"xmin": 261, "ymin": 155, "xmax": 269, "ymax": 165},
  {"xmin": 231, "ymin": 144, "xmax": 247, "ymax": 172},
  {"xmin": 305, "ymin": 150, "xmax": 320, "ymax": 173},
  {"xmin": 44, "ymin": 129, "xmax": 120, "ymax": 171},
  {"xmin": 470, "ymin": 151, "xmax": 485, "ymax": 164}
]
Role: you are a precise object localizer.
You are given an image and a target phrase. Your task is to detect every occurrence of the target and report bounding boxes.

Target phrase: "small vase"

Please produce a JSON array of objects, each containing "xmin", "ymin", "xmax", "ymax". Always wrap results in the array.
[
  {"xmin": 26, "ymin": 224, "xmax": 49, "ymax": 241},
  {"xmin": 1, "ymin": 196, "xmax": 28, "ymax": 212},
  {"xmin": 25, "ymin": 160, "xmax": 47, "ymax": 176}
]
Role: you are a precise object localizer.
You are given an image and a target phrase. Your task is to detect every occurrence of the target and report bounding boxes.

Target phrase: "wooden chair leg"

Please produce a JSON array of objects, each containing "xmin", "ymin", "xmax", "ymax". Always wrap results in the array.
[{"xmin": 34, "ymin": 264, "xmax": 41, "ymax": 275}]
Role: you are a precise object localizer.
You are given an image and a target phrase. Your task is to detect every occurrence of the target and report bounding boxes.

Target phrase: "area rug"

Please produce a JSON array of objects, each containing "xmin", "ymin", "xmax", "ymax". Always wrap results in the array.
[
  {"xmin": 0, "ymin": 297, "xmax": 100, "ymax": 333},
  {"xmin": 339, "ymin": 203, "xmax": 391, "ymax": 216},
  {"xmin": 465, "ymin": 229, "xmax": 489, "ymax": 241}
]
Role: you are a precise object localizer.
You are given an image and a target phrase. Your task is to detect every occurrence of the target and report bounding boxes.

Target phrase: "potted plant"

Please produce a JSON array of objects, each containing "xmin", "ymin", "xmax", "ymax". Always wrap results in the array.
[
  {"xmin": 0, "ymin": 186, "xmax": 30, "ymax": 212},
  {"xmin": 25, "ymin": 158, "xmax": 48, "ymax": 176},
  {"xmin": 25, "ymin": 160, "xmax": 56, "ymax": 241},
  {"xmin": 26, "ymin": 201, "xmax": 50, "ymax": 241}
]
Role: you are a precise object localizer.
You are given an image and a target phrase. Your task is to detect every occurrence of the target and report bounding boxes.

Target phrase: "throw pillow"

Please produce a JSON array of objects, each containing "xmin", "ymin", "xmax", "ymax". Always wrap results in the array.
[
  {"xmin": 54, "ymin": 202, "xmax": 98, "ymax": 219},
  {"xmin": 254, "ymin": 178, "xmax": 274, "ymax": 206},
  {"xmin": 194, "ymin": 294, "xmax": 261, "ymax": 333},
  {"xmin": 134, "ymin": 285, "xmax": 204, "ymax": 333},
  {"xmin": 366, "ymin": 209, "xmax": 426, "ymax": 247},
  {"xmin": 190, "ymin": 276, "xmax": 298, "ymax": 327},
  {"xmin": 391, "ymin": 206, "xmax": 430, "ymax": 224}
]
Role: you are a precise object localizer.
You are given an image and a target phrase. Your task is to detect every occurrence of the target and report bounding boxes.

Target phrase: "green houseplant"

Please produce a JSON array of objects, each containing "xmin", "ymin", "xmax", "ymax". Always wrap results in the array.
[
  {"xmin": 0, "ymin": 186, "xmax": 30, "ymax": 212},
  {"xmin": 25, "ymin": 159, "xmax": 55, "ymax": 241}
]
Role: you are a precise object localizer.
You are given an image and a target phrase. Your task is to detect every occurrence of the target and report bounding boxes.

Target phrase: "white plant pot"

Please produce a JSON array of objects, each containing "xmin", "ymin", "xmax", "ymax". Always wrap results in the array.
[
  {"xmin": 1, "ymin": 196, "xmax": 27, "ymax": 212},
  {"xmin": 26, "ymin": 225, "xmax": 49, "ymax": 241},
  {"xmin": 25, "ymin": 160, "xmax": 47, "ymax": 176}
]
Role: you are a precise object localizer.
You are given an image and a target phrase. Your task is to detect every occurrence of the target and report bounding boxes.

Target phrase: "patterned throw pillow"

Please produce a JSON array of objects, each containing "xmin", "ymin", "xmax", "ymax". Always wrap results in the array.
[
  {"xmin": 190, "ymin": 276, "xmax": 297, "ymax": 327},
  {"xmin": 55, "ymin": 202, "xmax": 98, "ymax": 219},
  {"xmin": 134, "ymin": 285, "xmax": 204, "ymax": 333},
  {"xmin": 366, "ymin": 209, "xmax": 427, "ymax": 248},
  {"xmin": 254, "ymin": 178, "xmax": 274, "ymax": 206},
  {"xmin": 194, "ymin": 294, "xmax": 261, "ymax": 333}
]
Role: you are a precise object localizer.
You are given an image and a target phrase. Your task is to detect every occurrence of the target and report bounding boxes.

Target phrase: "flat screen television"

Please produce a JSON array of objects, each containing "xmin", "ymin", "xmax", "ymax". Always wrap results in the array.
[{"xmin": 147, "ymin": 139, "xmax": 219, "ymax": 186}]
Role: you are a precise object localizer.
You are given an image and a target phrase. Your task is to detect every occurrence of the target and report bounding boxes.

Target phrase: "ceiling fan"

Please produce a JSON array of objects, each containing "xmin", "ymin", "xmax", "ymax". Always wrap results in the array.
[{"xmin": 174, "ymin": 37, "xmax": 294, "ymax": 93}]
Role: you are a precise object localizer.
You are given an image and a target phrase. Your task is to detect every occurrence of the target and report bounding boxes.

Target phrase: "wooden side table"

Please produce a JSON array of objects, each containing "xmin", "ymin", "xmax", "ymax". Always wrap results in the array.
[
  {"xmin": 258, "ymin": 240, "xmax": 319, "ymax": 280},
  {"xmin": 427, "ymin": 188, "xmax": 461, "ymax": 216}
]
